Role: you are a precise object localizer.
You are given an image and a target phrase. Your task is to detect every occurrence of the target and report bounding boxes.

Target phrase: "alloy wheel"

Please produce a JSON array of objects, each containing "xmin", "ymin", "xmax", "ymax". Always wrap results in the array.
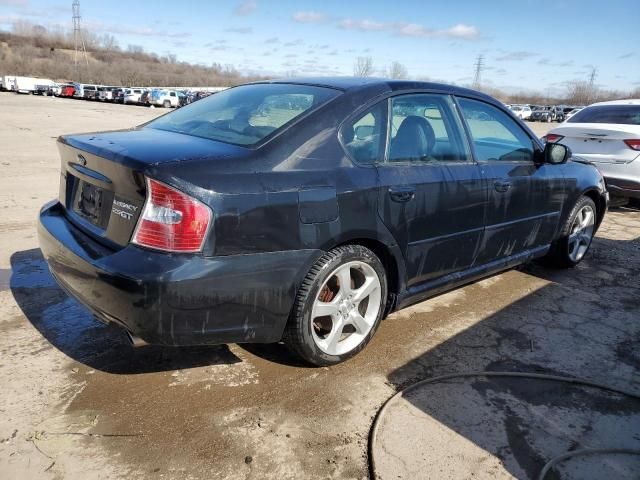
[
  {"xmin": 310, "ymin": 261, "xmax": 382, "ymax": 356},
  {"xmin": 568, "ymin": 205, "xmax": 595, "ymax": 262}
]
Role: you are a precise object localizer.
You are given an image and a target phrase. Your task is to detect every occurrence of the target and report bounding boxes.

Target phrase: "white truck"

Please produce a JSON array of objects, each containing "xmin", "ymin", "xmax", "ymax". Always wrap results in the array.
[
  {"xmin": 1, "ymin": 75, "xmax": 17, "ymax": 91},
  {"xmin": 14, "ymin": 76, "xmax": 54, "ymax": 94}
]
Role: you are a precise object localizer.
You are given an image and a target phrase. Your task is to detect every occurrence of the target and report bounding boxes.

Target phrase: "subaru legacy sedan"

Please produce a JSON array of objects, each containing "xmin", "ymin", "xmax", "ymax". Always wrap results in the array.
[{"xmin": 38, "ymin": 78, "xmax": 608, "ymax": 366}]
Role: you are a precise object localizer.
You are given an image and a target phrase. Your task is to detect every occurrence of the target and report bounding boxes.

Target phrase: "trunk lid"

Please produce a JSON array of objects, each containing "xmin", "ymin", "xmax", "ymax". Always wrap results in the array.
[
  {"xmin": 57, "ymin": 128, "xmax": 247, "ymax": 248},
  {"xmin": 553, "ymin": 123, "xmax": 640, "ymax": 164}
]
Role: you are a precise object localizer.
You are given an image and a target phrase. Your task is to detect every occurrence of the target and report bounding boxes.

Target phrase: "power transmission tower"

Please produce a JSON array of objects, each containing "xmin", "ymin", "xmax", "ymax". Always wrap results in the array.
[
  {"xmin": 472, "ymin": 55, "xmax": 484, "ymax": 89},
  {"xmin": 587, "ymin": 67, "xmax": 597, "ymax": 104},
  {"xmin": 72, "ymin": 0, "xmax": 89, "ymax": 78}
]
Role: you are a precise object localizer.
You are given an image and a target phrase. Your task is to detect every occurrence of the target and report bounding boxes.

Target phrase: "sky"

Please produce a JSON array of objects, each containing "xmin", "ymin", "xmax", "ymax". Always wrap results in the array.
[{"xmin": 0, "ymin": 0, "xmax": 639, "ymax": 94}]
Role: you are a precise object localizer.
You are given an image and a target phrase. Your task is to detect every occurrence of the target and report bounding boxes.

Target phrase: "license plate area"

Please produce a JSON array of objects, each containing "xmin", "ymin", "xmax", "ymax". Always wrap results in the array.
[{"xmin": 72, "ymin": 177, "xmax": 113, "ymax": 229}]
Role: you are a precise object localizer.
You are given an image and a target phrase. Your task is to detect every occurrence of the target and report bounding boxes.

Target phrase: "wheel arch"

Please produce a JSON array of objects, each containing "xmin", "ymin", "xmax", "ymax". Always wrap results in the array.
[
  {"xmin": 329, "ymin": 236, "xmax": 406, "ymax": 315},
  {"xmin": 581, "ymin": 188, "xmax": 607, "ymax": 230}
]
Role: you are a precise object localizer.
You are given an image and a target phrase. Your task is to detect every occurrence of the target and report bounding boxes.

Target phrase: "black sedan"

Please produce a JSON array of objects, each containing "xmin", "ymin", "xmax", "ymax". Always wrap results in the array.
[{"xmin": 38, "ymin": 78, "xmax": 608, "ymax": 366}]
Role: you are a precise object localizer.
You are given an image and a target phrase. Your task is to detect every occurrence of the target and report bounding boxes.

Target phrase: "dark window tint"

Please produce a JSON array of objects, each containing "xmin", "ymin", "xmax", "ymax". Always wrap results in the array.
[
  {"xmin": 458, "ymin": 98, "xmax": 534, "ymax": 162},
  {"xmin": 388, "ymin": 94, "xmax": 470, "ymax": 163},
  {"xmin": 148, "ymin": 83, "xmax": 340, "ymax": 146},
  {"xmin": 341, "ymin": 101, "xmax": 387, "ymax": 164},
  {"xmin": 568, "ymin": 105, "xmax": 640, "ymax": 125}
]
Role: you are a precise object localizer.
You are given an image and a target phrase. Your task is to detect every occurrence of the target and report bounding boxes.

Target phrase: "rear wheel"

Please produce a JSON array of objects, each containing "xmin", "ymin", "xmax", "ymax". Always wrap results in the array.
[
  {"xmin": 163, "ymin": 100, "xmax": 171, "ymax": 108},
  {"xmin": 547, "ymin": 196, "xmax": 597, "ymax": 268},
  {"xmin": 284, "ymin": 245, "xmax": 387, "ymax": 366}
]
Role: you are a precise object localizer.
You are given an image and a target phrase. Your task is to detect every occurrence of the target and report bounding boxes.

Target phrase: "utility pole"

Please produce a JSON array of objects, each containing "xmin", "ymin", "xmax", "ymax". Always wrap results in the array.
[
  {"xmin": 472, "ymin": 55, "xmax": 484, "ymax": 89},
  {"xmin": 72, "ymin": 0, "xmax": 89, "ymax": 79}
]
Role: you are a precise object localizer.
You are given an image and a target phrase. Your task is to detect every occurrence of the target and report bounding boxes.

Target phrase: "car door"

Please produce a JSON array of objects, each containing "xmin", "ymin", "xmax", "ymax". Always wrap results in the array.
[
  {"xmin": 456, "ymin": 97, "xmax": 565, "ymax": 265},
  {"xmin": 375, "ymin": 93, "xmax": 485, "ymax": 288}
]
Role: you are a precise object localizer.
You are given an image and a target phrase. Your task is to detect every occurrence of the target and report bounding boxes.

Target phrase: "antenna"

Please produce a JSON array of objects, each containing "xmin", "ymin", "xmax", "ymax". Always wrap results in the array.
[
  {"xmin": 72, "ymin": 0, "xmax": 89, "ymax": 78},
  {"xmin": 472, "ymin": 54, "xmax": 484, "ymax": 89}
]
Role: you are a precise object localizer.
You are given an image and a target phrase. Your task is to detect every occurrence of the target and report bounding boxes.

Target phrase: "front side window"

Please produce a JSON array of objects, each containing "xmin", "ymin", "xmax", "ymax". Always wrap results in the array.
[
  {"xmin": 458, "ymin": 98, "xmax": 534, "ymax": 162},
  {"xmin": 388, "ymin": 94, "xmax": 470, "ymax": 163},
  {"xmin": 148, "ymin": 83, "xmax": 340, "ymax": 146},
  {"xmin": 568, "ymin": 105, "xmax": 640, "ymax": 125},
  {"xmin": 341, "ymin": 101, "xmax": 387, "ymax": 164}
]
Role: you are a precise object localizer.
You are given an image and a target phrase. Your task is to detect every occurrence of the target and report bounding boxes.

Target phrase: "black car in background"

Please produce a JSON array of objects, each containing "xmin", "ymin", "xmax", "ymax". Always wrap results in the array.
[
  {"xmin": 530, "ymin": 105, "xmax": 565, "ymax": 122},
  {"xmin": 38, "ymin": 78, "xmax": 608, "ymax": 366}
]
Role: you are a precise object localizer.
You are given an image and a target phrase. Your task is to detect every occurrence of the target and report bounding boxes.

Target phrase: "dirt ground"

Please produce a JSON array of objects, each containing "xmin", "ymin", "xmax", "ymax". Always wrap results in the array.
[{"xmin": 0, "ymin": 92, "xmax": 638, "ymax": 480}]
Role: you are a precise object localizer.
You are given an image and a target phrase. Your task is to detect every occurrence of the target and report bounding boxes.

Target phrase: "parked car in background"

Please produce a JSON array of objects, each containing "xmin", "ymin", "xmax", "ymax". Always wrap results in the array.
[
  {"xmin": 149, "ymin": 88, "xmax": 180, "ymax": 108},
  {"xmin": 60, "ymin": 84, "xmax": 76, "ymax": 97},
  {"xmin": 38, "ymin": 78, "xmax": 608, "ymax": 366},
  {"xmin": 530, "ymin": 106, "xmax": 564, "ymax": 122},
  {"xmin": 545, "ymin": 99, "xmax": 640, "ymax": 204},
  {"xmin": 564, "ymin": 107, "xmax": 584, "ymax": 122},
  {"xmin": 511, "ymin": 104, "xmax": 532, "ymax": 120},
  {"xmin": 139, "ymin": 89, "xmax": 151, "ymax": 106},
  {"xmin": 113, "ymin": 88, "xmax": 126, "ymax": 103},
  {"xmin": 98, "ymin": 86, "xmax": 119, "ymax": 101},
  {"xmin": 83, "ymin": 85, "xmax": 99, "ymax": 100},
  {"xmin": 124, "ymin": 88, "xmax": 144, "ymax": 104}
]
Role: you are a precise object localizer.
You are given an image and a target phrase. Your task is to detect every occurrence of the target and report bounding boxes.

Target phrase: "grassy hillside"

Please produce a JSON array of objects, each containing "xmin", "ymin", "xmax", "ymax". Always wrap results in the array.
[{"xmin": 0, "ymin": 27, "xmax": 263, "ymax": 87}]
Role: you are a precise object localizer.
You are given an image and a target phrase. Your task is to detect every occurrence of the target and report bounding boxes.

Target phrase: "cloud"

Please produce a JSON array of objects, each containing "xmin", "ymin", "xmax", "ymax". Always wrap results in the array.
[
  {"xmin": 265, "ymin": 37, "xmax": 279, "ymax": 44},
  {"xmin": 394, "ymin": 22, "xmax": 479, "ymax": 39},
  {"xmin": 619, "ymin": 52, "xmax": 635, "ymax": 59},
  {"xmin": 0, "ymin": 0, "xmax": 28, "ymax": 6},
  {"xmin": 234, "ymin": 0, "xmax": 256, "ymax": 16},
  {"xmin": 283, "ymin": 39, "xmax": 303, "ymax": 47},
  {"xmin": 496, "ymin": 51, "xmax": 538, "ymax": 61},
  {"xmin": 225, "ymin": 27, "xmax": 253, "ymax": 34},
  {"xmin": 292, "ymin": 11, "xmax": 328, "ymax": 23},
  {"xmin": 538, "ymin": 57, "xmax": 573, "ymax": 67},
  {"xmin": 339, "ymin": 18, "xmax": 386, "ymax": 31},
  {"xmin": 87, "ymin": 21, "xmax": 191, "ymax": 39}
]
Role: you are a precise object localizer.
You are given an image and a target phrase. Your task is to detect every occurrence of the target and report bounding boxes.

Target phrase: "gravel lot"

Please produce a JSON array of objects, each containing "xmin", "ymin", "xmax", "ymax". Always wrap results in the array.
[{"xmin": 1, "ymin": 92, "xmax": 638, "ymax": 480}]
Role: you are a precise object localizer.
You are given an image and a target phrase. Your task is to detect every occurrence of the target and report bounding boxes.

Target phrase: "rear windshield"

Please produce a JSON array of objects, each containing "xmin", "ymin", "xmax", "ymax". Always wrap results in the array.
[
  {"xmin": 147, "ymin": 83, "xmax": 340, "ymax": 146},
  {"xmin": 568, "ymin": 105, "xmax": 640, "ymax": 125}
]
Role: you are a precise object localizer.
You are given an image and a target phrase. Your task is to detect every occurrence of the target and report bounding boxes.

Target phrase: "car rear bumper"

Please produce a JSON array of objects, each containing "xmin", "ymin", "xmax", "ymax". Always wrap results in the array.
[{"xmin": 38, "ymin": 201, "xmax": 322, "ymax": 346}]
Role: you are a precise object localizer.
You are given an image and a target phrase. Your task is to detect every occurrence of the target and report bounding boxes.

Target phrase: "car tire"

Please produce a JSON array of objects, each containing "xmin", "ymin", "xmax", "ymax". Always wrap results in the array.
[
  {"xmin": 163, "ymin": 100, "xmax": 171, "ymax": 108},
  {"xmin": 547, "ymin": 196, "xmax": 597, "ymax": 268},
  {"xmin": 284, "ymin": 245, "xmax": 387, "ymax": 366},
  {"xmin": 547, "ymin": 116, "xmax": 552, "ymax": 123}
]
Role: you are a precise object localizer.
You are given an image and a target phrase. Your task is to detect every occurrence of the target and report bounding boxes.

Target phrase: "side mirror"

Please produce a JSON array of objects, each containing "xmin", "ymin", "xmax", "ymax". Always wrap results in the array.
[
  {"xmin": 354, "ymin": 125, "xmax": 374, "ymax": 140},
  {"xmin": 544, "ymin": 142, "xmax": 571, "ymax": 164}
]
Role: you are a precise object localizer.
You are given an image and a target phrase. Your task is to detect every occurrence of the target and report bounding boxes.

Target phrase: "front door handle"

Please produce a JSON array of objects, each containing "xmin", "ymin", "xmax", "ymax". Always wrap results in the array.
[
  {"xmin": 388, "ymin": 186, "xmax": 415, "ymax": 203},
  {"xmin": 494, "ymin": 180, "xmax": 512, "ymax": 193}
]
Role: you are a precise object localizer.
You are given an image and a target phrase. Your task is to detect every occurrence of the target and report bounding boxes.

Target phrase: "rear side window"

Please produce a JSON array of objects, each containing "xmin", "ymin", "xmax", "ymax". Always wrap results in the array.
[
  {"xmin": 341, "ymin": 101, "xmax": 388, "ymax": 164},
  {"xmin": 568, "ymin": 105, "xmax": 640, "ymax": 125},
  {"xmin": 148, "ymin": 83, "xmax": 340, "ymax": 146},
  {"xmin": 458, "ymin": 98, "xmax": 534, "ymax": 162}
]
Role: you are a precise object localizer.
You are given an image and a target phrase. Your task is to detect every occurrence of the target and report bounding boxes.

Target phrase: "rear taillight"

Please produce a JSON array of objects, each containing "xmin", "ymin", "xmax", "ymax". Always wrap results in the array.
[
  {"xmin": 543, "ymin": 133, "xmax": 564, "ymax": 143},
  {"xmin": 624, "ymin": 139, "xmax": 640, "ymax": 151},
  {"xmin": 132, "ymin": 178, "xmax": 212, "ymax": 253}
]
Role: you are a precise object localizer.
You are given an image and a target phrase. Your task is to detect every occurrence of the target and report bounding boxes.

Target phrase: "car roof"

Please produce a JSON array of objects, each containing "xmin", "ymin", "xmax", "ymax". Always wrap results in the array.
[
  {"xmin": 256, "ymin": 76, "xmax": 496, "ymax": 101},
  {"xmin": 590, "ymin": 98, "xmax": 640, "ymax": 106}
]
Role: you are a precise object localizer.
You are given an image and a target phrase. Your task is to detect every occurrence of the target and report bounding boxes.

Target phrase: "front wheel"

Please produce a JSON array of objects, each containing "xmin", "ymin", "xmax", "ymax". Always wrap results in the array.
[
  {"xmin": 547, "ymin": 196, "xmax": 597, "ymax": 268},
  {"xmin": 284, "ymin": 245, "xmax": 387, "ymax": 366}
]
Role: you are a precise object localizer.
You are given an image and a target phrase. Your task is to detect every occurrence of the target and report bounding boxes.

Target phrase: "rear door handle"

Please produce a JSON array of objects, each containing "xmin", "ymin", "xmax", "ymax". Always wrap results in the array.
[
  {"xmin": 494, "ymin": 180, "xmax": 512, "ymax": 193},
  {"xmin": 388, "ymin": 186, "xmax": 415, "ymax": 203}
]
